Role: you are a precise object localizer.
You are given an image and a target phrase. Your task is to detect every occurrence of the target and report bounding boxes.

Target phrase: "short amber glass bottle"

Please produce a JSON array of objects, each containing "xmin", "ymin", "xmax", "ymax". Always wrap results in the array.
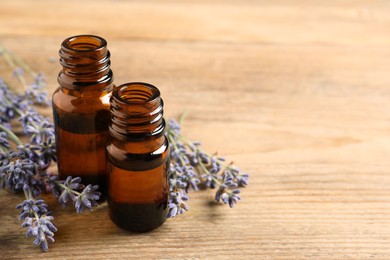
[
  {"xmin": 52, "ymin": 35, "xmax": 114, "ymax": 195},
  {"xmin": 107, "ymin": 82, "xmax": 169, "ymax": 232}
]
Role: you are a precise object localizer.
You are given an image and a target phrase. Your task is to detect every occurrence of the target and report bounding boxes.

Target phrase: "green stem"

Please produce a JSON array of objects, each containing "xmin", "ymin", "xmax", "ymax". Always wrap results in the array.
[
  {"xmin": 13, "ymin": 54, "xmax": 38, "ymax": 78},
  {"xmin": 0, "ymin": 44, "xmax": 29, "ymax": 89},
  {"xmin": 168, "ymin": 129, "xmax": 233, "ymax": 169},
  {"xmin": 1, "ymin": 43, "xmax": 38, "ymax": 77},
  {"xmin": 167, "ymin": 128, "xmax": 230, "ymax": 186},
  {"xmin": 178, "ymin": 110, "xmax": 188, "ymax": 125},
  {"xmin": 167, "ymin": 133, "xmax": 187, "ymax": 167},
  {"xmin": 197, "ymin": 155, "xmax": 221, "ymax": 186},
  {"xmin": 55, "ymin": 181, "xmax": 82, "ymax": 196},
  {"xmin": 1, "ymin": 95, "xmax": 24, "ymax": 118},
  {"xmin": 0, "ymin": 123, "xmax": 22, "ymax": 146},
  {"xmin": 22, "ymin": 189, "xmax": 42, "ymax": 227},
  {"xmin": 23, "ymin": 189, "xmax": 30, "ymax": 200}
]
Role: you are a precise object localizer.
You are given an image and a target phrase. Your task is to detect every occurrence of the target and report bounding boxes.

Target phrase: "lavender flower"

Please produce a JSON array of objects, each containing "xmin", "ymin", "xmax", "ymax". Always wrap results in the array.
[
  {"xmin": 167, "ymin": 190, "xmax": 189, "ymax": 218},
  {"xmin": 55, "ymin": 176, "xmax": 101, "ymax": 213},
  {"xmin": 19, "ymin": 108, "xmax": 43, "ymax": 130},
  {"xmin": 167, "ymin": 118, "xmax": 181, "ymax": 132},
  {"xmin": 166, "ymin": 118, "xmax": 249, "ymax": 214},
  {"xmin": 16, "ymin": 144, "xmax": 40, "ymax": 161},
  {"xmin": 25, "ymin": 73, "xmax": 50, "ymax": 105},
  {"xmin": 3, "ymin": 158, "xmax": 36, "ymax": 190},
  {"xmin": 0, "ymin": 79, "xmax": 27, "ymax": 123},
  {"xmin": 45, "ymin": 172, "xmax": 61, "ymax": 197},
  {"xmin": 0, "ymin": 151, "xmax": 13, "ymax": 169},
  {"xmin": 181, "ymin": 166, "xmax": 200, "ymax": 192},
  {"xmin": 166, "ymin": 165, "xmax": 191, "ymax": 218},
  {"xmin": 223, "ymin": 167, "xmax": 249, "ymax": 187},
  {"xmin": 17, "ymin": 198, "xmax": 57, "ymax": 252},
  {"xmin": 201, "ymin": 171, "xmax": 220, "ymax": 189},
  {"xmin": 16, "ymin": 199, "xmax": 49, "ymax": 220},
  {"xmin": 39, "ymin": 138, "xmax": 57, "ymax": 165},
  {"xmin": 57, "ymin": 176, "xmax": 84, "ymax": 207},
  {"xmin": 169, "ymin": 163, "xmax": 200, "ymax": 193},
  {"xmin": 215, "ymin": 176, "xmax": 241, "ymax": 208},
  {"xmin": 74, "ymin": 184, "xmax": 101, "ymax": 213},
  {"xmin": 0, "ymin": 132, "xmax": 10, "ymax": 150},
  {"xmin": 23, "ymin": 215, "xmax": 57, "ymax": 252},
  {"xmin": 26, "ymin": 118, "xmax": 55, "ymax": 145}
]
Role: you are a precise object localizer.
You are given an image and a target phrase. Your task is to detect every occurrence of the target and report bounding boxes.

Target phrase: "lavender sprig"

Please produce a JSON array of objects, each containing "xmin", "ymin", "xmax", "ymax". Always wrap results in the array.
[
  {"xmin": 47, "ymin": 175, "xmax": 101, "ymax": 213},
  {"xmin": 23, "ymin": 215, "xmax": 57, "ymax": 251},
  {"xmin": 0, "ymin": 78, "xmax": 27, "ymax": 124},
  {"xmin": 25, "ymin": 72, "xmax": 50, "ymax": 106},
  {"xmin": 0, "ymin": 45, "xmax": 101, "ymax": 251},
  {"xmin": 215, "ymin": 176, "xmax": 241, "ymax": 208},
  {"xmin": 0, "ymin": 132, "xmax": 10, "ymax": 152},
  {"xmin": 166, "ymin": 163, "xmax": 190, "ymax": 218},
  {"xmin": 166, "ymin": 118, "xmax": 249, "ymax": 217},
  {"xmin": 17, "ymin": 198, "xmax": 57, "ymax": 252}
]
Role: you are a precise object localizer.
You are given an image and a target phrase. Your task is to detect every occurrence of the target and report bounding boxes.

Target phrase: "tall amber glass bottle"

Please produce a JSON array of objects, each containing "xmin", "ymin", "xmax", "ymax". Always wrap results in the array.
[
  {"xmin": 52, "ymin": 35, "xmax": 114, "ymax": 195},
  {"xmin": 107, "ymin": 82, "xmax": 169, "ymax": 232}
]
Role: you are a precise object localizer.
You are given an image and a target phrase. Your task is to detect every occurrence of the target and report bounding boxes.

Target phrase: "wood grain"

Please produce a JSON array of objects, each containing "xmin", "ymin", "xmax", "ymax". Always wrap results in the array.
[{"xmin": 1, "ymin": 0, "xmax": 390, "ymax": 259}]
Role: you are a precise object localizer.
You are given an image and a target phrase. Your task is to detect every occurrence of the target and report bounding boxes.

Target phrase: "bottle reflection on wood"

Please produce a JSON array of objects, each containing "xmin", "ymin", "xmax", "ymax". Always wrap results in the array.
[{"xmin": 107, "ymin": 82, "xmax": 169, "ymax": 232}]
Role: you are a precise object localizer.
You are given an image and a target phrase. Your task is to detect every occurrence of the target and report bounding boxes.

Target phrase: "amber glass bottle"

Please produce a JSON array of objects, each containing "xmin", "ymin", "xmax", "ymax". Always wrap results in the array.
[
  {"xmin": 107, "ymin": 82, "xmax": 169, "ymax": 232},
  {"xmin": 52, "ymin": 35, "xmax": 114, "ymax": 196}
]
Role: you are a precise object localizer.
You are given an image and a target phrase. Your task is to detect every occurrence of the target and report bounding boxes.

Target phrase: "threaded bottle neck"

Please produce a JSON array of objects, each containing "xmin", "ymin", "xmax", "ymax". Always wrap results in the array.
[
  {"xmin": 109, "ymin": 82, "xmax": 165, "ymax": 141},
  {"xmin": 58, "ymin": 35, "xmax": 113, "ymax": 91}
]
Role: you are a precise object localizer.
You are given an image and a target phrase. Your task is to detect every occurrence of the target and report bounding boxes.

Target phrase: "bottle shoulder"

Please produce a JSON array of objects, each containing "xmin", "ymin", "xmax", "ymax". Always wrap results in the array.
[
  {"xmin": 107, "ymin": 136, "xmax": 169, "ymax": 156},
  {"xmin": 107, "ymin": 137, "xmax": 169, "ymax": 171},
  {"xmin": 52, "ymin": 86, "xmax": 112, "ymax": 113}
]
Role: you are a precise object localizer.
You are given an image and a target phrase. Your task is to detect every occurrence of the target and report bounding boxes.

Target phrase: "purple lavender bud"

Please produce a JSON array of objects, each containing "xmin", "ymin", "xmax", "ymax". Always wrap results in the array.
[
  {"xmin": 215, "ymin": 187, "xmax": 224, "ymax": 202},
  {"xmin": 41, "ymin": 240, "xmax": 49, "ymax": 252},
  {"xmin": 58, "ymin": 191, "xmax": 69, "ymax": 207},
  {"xmin": 74, "ymin": 197, "xmax": 83, "ymax": 213},
  {"xmin": 236, "ymin": 173, "xmax": 249, "ymax": 186},
  {"xmin": 198, "ymin": 152, "xmax": 210, "ymax": 164},
  {"xmin": 12, "ymin": 67, "xmax": 24, "ymax": 78},
  {"xmin": 81, "ymin": 197, "xmax": 92, "ymax": 209},
  {"xmin": 39, "ymin": 138, "xmax": 57, "ymax": 164},
  {"xmin": 44, "ymin": 220, "xmax": 57, "ymax": 233},
  {"xmin": 167, "ymin": 118, "xmax": 181, "ymax": 132},
  {"xmin": 167, "ymin": 204, "xmax": 178, "ymax": 218},
  {"xmin": 221, "ymin": 193, "xmax": 229, "ymax": 205},
  {"xmin": 46, "ymin": 236, "xmax": 55, "ymax": 243},
  {"xmin": 0, "ymin": 132, "xmax": 10, "ymax": 149},
  {"xmin": 62, "ymin": 176, "xmax": 72, "ymax": 186},
  {"xmin": 21, "ymin": 217, "xmax": 33, "ymax": 227}
]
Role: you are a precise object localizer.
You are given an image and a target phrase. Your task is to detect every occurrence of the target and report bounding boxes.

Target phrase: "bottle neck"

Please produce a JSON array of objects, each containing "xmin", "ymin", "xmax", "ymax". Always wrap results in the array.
[
  {"xmin": 57, "ymin": 35, "xmax": 113, "ymax": 92},
  {"xmin": 109, "ymin": 82, "xmax": 166, "ymax": 146}
]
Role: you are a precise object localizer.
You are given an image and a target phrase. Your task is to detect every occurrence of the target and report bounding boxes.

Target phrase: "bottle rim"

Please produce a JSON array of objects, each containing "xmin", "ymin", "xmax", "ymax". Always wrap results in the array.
[
  {"xmin": 62, "ymin": 34, "xmax": 107, "ymax": 53},
  {"xmin": 113, "ymin": 82, "xmax": 161, "ymax": 105}
]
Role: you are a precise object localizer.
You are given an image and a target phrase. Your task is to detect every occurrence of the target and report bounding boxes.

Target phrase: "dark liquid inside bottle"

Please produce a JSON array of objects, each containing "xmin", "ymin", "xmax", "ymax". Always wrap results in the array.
[
  {"xmin": 107, "ymin": 158, "xmax": 168, "ymax": 232},
  {"xmin": 53, "ymin": 106, "xmax": 110, "ymax": 194}
]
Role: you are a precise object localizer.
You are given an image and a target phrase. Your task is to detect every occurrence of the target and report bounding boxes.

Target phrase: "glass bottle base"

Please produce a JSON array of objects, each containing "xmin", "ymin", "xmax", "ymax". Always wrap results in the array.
[{"xmin": 108, "ymin": 199, "xmax": 167, "ymax": 232}]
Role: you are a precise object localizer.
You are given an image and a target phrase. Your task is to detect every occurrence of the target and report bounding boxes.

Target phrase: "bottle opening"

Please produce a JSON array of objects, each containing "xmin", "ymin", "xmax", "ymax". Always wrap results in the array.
[
  {"xmin": 116, "ymin": 83, "xmax": 160, "ymax": 104},
  {"xmin": 62, "ymin": 35, "xmax": 107, "ymax": 52}
]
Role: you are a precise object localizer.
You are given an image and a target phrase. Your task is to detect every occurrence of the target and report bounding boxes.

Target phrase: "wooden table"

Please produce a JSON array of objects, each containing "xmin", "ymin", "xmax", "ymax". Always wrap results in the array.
[{"xmin": 1, "ymin": 0, "xmax": 390, "ymax": 259}]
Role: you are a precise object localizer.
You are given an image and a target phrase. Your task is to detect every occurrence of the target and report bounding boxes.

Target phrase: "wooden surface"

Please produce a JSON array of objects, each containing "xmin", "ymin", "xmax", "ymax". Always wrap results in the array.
[{"xmin": 1, "ymin": 0, "xmax": 390, "ymax": 259}]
